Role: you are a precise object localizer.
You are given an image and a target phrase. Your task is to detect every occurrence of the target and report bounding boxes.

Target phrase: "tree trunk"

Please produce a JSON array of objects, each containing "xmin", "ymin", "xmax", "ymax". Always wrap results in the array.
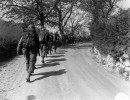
[{"xmin": 40, "ymin": 19, "xmax": 44, "ymax": 30}]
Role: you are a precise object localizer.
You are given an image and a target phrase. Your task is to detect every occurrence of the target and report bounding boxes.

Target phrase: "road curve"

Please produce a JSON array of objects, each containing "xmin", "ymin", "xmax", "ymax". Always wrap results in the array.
[{"xmin": 2, "ymin": 43, "xmax": 130, "ymax": 100}]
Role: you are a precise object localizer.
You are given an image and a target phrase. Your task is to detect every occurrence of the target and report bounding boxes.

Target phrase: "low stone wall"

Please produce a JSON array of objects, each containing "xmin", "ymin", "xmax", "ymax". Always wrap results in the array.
[{"xmin": 92, "ymin": 47, "xmax": 130, "ymax": 81}]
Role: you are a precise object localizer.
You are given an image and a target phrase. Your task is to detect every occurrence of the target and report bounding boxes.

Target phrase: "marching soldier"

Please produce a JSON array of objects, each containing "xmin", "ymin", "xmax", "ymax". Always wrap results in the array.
[
  {"xmin": 17, "ymin": 24, "xmax": 40, "ymax": 82},
  {"xmin": 39, "ymin": 29, "xmax": 50, "ymax": 63},
  {"xmin": 53, "ymin": 32, "xmax": 59, "ymax": 53}
]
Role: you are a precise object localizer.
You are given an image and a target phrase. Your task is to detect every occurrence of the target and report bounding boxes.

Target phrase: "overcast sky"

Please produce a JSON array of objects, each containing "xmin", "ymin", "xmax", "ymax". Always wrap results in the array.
[{"xmin": 118, "ymin": 0, "xmax": 130, "ymax": 9}]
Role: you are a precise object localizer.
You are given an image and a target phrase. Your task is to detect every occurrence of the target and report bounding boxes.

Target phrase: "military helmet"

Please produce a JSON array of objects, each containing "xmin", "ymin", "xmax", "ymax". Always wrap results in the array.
[{"xmin": 27, "ymin": 25, "xmax": 35, "ymax": 31}]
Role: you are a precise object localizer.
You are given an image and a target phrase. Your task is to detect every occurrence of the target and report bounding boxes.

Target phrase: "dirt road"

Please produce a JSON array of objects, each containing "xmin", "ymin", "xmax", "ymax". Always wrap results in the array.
[{"xmin": 0, "ymin": 43, "xmax": 130, "ymax": 100}]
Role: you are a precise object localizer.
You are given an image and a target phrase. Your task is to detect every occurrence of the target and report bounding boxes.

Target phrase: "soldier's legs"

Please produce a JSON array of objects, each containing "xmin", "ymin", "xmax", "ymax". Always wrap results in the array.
[
  {"xmin": 49, "ymin": 44, "xmax": 52, "ymax": 54},
  {"xmin": 49, "ymin": 44, "xmax": 53, "ymax": 55},
  {"xmin": 22, "ymin": 49, "xmax": 30, "ymax": 72},
  {"xmin": 54, "ymin": 45, "xmax": 56, "ymax": 53},
  {"xmin": 28, "ymin": 53, "xmax": 37, "ymax": 74},
  {"xmin": 41, "ymin": 45, "xmax": 46, "ymax": 63},
  {"xmin": 26, "ymin": 53, "xmax": 37, "ymax": 82},
  {"xmin": 51, "ymin": 43, "xmax": 53, "ymax": 54},
  {"xmin": 45, "ymin": 45, "xmax": 49, "ymax": 57},
  {"xmin": 22, "ymin": 49, "xmax": 31, "ymax": 82},
  {"xmin": 25, "ymin": 54, "xmax": 30, "ymax": 72},
  {"xmin": 53, "ymin": 42, "xmax": 57, "ymax": 53}
]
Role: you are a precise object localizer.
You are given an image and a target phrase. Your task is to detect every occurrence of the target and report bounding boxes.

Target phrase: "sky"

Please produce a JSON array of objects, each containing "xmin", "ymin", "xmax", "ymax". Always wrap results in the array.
[{"xmin": 118, "ymin": 0, "xmax": 130, "ymax": 9}]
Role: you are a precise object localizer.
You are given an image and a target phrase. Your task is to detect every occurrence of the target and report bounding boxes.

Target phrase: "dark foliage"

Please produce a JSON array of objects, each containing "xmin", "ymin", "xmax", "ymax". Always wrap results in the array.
[
  {"xmin": 0, "ymin": 38, "xmax": 18, "ymax": 62},
  {"xmin": 90, "ymin": 9, "xmax": 129, "ymax": 59}
]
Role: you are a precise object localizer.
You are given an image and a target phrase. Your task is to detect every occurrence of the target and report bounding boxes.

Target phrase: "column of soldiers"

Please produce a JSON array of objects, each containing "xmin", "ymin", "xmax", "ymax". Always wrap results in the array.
[
  {"xmin": 17, "ymin": 24, "xmax": 82, "ymax": 82},
  {"xmin": 61, "ymin": 33, "xmax": 77, "ymax": 46},
  {"xmin": 17, "ymin": 25, "xmax": 60, "ymax": 82}
]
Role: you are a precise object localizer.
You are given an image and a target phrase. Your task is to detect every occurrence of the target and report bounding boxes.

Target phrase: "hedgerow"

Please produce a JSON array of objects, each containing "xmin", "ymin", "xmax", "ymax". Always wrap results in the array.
[
  {"xmin": 0, "ymin": 38, "xmax": 18, "ymax": 62},
  {"xmin": 90, "ymin": 9, "xmax": 130, "ymax": 59}
]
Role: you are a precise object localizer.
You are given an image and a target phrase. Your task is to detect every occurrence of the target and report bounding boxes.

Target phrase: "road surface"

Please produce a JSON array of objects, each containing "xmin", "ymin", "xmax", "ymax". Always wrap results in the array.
[{"xmin": 0, "ymin": 43, "xmax": 130, "ymax": 100}]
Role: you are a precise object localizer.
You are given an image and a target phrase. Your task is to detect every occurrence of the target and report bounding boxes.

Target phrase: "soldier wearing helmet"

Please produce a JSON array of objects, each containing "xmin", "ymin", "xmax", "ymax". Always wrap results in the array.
[{"xmin": 17, "ymin": 24, "xmax": 40, "ymax": 82}]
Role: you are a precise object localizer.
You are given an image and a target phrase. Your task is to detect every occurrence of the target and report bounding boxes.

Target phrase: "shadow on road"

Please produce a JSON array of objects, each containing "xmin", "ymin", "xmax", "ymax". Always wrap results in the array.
[
  {"xmin": 32, "ymin": 51, "xmax": 67, "ymax": 82},
  {"xmin": 48, "ymin": 55, "xmax": 64, "ymax": 58},
  {"xmin": 35, "ymin": 49, "xmax": 66, "ymax": 69},
  {"xmin": 27, "ymin": 95, "xmax": 36, "ymax": 100},
  {"xmin": 55, "ymin": 49, "xmax": 67, "ymax": 55},
  {"xmin": 36, "ymin": 62, "xmax": 60, "ymax": 69},
  {"xmin": 31, "ymin": 69, "xmax": 66, "ymax": 82},
  {"xmin": 46, "ymin": 58, "xmax": 66, "ymax": 63}
]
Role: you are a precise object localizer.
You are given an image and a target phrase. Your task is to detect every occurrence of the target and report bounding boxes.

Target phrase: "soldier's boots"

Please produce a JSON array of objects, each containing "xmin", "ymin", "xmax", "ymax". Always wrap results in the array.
[
  {"xmin": 26, "ymin": 64, "xmax": 34, "ymax": 73},
  {"xmin": 26, "ymin": 73, "xmax": 31, "ymax": 82},
  {"xmin": 45, "ymin": 51, "xmax": 48, "ymax": 57},
  {"xmin": 26, "ymin": 64, "xmax": 29, "ymax": 72},
  {"xmin": 41, "ymin": 57, "xmax": 45, "ymax": 63},
  {"xmin": 41, "ymin": 59, "xmax": 45, "ymax": 64}
]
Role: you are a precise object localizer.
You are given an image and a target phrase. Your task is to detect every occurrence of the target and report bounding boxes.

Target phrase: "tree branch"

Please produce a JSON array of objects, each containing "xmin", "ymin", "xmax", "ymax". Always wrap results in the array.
[
  {"xmin": 63, "ymin": 5, "xmax": 73, "ymax": 27},
  {"xmin": 61, "ymin": 4, "xmax": 72, "ymax": 21},
  {"xmin": 6, "ymin": 4, "xmax": 31, "ymax": 11},
  {"xmin": 44, "ymin": 0, "xmax": 59, "ymax": 18}
]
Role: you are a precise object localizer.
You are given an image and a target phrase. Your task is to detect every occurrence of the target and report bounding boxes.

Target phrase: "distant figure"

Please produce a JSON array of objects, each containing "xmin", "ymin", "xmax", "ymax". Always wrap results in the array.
[
  {"xmin": 53, "ymin": 32, "xmax": 59, "ymax": 53},
  {"xmin": 48, "ymin": 32, "xmax": 53, "ymax": 54},
  {"xmin": 39, "ymin": 29, "xmax": 50, "ymax": 63},
  {"xmin": 17, "ymin": 24, "xmax": 40, "ymax": 82}
]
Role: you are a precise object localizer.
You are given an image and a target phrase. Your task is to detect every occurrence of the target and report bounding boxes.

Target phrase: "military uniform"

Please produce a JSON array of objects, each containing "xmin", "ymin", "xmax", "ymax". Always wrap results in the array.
[
  {"xmin": 53, "ymin": 32, "xmax": 59, "ymax": 53},
  {"xmin": 48, "ymin": 33, "xmax": 53, "ymax": 54},
  {"xmin": 17, "ymin": 25, "xmax": 39, "ymax": 82},
  {"xmin": 39, "ymin": 29, "xmax": 50, "ymax": 63}
]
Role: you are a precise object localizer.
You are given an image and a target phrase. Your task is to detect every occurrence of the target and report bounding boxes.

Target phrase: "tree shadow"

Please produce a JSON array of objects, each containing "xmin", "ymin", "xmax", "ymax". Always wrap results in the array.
[
  {"xmin": 35, "ymin": 62, "xmax": 60, "ymax": 69},
  {"xmin": 27, "ymin": 95, "xmax": 36, "ymax": 100},
  {"xmin": 0, "ymin": 56, "xmax": 23, "ymax": 70},
  {"xmin": 30, "ymin": 69, "xmax": 66, "ymax": 82},
  {"xmin": 35, "ymin": 57, "xmax": 66, "ymax": 69}
]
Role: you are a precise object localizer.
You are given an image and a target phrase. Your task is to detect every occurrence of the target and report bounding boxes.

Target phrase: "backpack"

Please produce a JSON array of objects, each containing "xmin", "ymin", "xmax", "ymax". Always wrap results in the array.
[
  {"xmin": 22, "ymin": 31, "xmax": 38, "ymax": 49},
  {"xmin": 40, "ymin": 32, "xmax": 50, "ymax": 44}
]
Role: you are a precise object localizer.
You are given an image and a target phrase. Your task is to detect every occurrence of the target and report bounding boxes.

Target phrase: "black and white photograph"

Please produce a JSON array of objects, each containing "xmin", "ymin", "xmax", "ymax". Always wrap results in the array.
[{"xmin": 0, "ymin": 0, "xmax": 130, "ymax": 100}]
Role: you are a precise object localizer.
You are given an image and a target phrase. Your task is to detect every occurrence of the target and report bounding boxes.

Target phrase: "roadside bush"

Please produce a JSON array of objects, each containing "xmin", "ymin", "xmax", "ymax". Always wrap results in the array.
[
  {"xmin": 91, "ymin": 9, "xmax": 129, "ymax": 59},
  {"xmin": 90, "ymin": 9, "xmax": 130, "ymax": 80},
  {"xmin": 0, "ymin": 37, "xmax": 18, "ymax": 62}
]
